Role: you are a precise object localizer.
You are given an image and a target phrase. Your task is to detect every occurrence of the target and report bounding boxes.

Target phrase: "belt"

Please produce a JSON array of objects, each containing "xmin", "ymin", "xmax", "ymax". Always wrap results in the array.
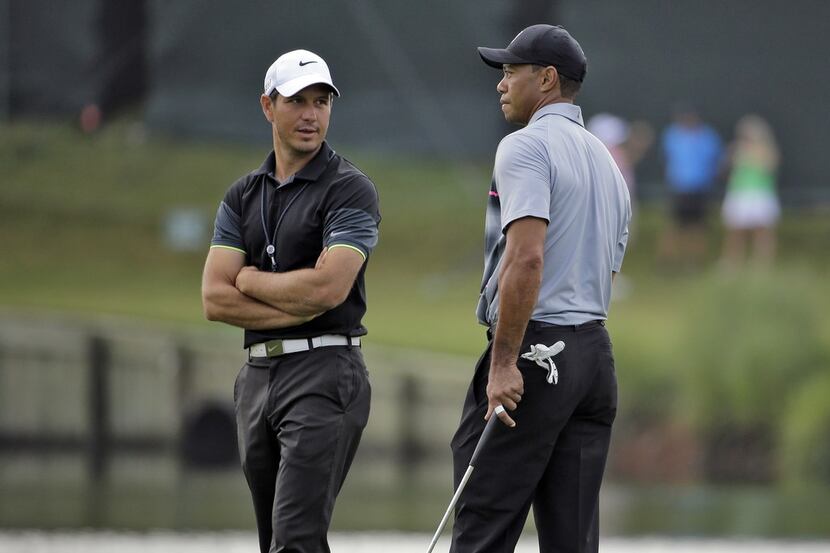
[
  {"xmin": 249, "ymin": 335, "xmax": 360, "ymax": 358},
  {"xmin": 487, "ymin": 320, "xmax": 605, "ymax": 340},
  {"xmin": 528, "ymin": 319, "xmax": 605, "ymax": 332}
]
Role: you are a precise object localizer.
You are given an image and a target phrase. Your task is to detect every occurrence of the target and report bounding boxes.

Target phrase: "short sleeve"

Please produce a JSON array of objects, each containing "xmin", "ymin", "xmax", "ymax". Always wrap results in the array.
[
  {"xmin": 210, "ymin": 181, "xmax": 246, "ymax": 254},
  {"xmin": 322, "ymin": 174, "xmax": 380, "ymax": 260},
  {"xmin": 613, "ymin": 194, "xmax": 632, "ymax": 272},
  {"xmin": 613, "ymin": 223, "xmax": 629, "ymax": 272},
  {"xmin": 493, "ymin": 132, "xmax": 551, "ymax": 232}
]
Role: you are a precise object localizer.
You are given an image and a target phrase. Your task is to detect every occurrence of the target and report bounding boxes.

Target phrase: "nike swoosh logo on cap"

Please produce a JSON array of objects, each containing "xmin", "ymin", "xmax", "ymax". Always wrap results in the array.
[{"xmin": 299, "ymin": 60, "xmax": 317, "ymax": 66}]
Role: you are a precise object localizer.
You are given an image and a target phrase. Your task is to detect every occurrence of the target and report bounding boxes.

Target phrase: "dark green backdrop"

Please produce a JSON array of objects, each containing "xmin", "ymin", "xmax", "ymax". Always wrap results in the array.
[{"xmin": 4, "ymin": 0, "xmax": 829, "ymax": 202}]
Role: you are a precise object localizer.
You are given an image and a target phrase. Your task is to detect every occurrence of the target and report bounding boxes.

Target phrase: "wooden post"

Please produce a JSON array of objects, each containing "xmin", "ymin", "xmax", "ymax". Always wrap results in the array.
[
  {"xmin": 88, "ymin": 335, "xmax": 110, "ymax": 481},
  {"xmin": 399, "ymin": 375, "xmax": 420, "ymax": 483},
  {"xmin": 175, "ymin": 343, "xmax": 194, "ymax": 422}
]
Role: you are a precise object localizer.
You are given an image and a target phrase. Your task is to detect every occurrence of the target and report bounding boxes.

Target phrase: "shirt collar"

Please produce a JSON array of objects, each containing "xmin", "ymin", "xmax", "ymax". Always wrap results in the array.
[
  {"xmin": 254, "ymin": 141, "xmax": 336, "ymax": 184},
  {"xmin": 529, "ymin": 102, "xmax": 584, "ymax": 127}
]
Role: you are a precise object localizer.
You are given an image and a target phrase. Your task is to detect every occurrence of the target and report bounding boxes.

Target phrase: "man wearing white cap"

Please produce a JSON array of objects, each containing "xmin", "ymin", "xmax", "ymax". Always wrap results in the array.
[{"xmin": 202, "ymin": 49, "xmax": 380, "ymax": 553}]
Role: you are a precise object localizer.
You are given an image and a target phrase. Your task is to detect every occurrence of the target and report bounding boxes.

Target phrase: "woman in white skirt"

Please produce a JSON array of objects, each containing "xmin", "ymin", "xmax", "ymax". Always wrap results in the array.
[{"xmin": 720, "ymin": 114, "xmax": 781, "ymax": 269}]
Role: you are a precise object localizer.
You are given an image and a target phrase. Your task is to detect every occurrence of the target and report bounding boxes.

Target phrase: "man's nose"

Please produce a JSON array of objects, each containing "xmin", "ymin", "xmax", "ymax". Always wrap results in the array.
[
  {"xmin": 301, "ymin": 106, "xmax": 317, "ymax": 121},
  {"xmin": 497, "ymin": 77, "xmax": 507, "ymax": 94}
]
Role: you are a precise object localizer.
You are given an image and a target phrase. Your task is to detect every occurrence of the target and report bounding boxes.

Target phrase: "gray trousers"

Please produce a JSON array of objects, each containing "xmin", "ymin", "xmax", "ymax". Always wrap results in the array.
[
  {"xmin": 234, "ymin": 346, "xmax": 371, "ymax": 553},
  {"xmin": 450, "ymin": 321, "xmax": 617, "ymax": 553}
]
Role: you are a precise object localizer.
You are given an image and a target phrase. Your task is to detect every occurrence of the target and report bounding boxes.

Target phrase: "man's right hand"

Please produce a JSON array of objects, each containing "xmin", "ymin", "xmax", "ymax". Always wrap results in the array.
[
  {"xmin": 485, "ymin": 361, "xmax": 524, "ymax": 427},
  {"xmin": 201, "ymin": 247, "xmax": 319, "ymax": 330}
]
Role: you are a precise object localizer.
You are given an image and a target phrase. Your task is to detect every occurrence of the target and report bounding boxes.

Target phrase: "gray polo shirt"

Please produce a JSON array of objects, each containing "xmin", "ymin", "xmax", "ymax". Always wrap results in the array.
[{"xmin": 476, "ymin": 102, "xmax": 631, "ymax": 327}]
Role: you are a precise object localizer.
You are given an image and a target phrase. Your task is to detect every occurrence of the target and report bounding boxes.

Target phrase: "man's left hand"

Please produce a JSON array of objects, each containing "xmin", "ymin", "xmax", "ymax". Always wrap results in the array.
[{"xmin": 486, "ymin": 361, "xmax": 524, "ymax": 427}]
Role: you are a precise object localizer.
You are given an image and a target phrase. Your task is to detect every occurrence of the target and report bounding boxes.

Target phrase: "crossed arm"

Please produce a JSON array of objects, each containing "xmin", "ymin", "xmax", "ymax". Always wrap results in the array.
[{"xmin": 201, "ymin": 246, "xmax": 365, "ymax": 330}]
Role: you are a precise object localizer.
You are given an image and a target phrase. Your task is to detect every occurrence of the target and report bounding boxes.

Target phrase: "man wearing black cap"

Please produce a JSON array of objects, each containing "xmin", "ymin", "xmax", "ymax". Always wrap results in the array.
[
  {"xmin": 202, "ymin": 49, "xmax": 380, "ymax": 553},
  {"xmin": 450, "ymin": 25, "xmax": 631, "ymax": 552}
]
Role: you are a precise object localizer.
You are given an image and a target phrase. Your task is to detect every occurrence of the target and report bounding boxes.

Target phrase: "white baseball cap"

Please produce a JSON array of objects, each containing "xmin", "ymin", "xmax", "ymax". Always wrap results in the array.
[{"xmin": 263, "ymin": 49, "xmax": 340, "ymax": 98}]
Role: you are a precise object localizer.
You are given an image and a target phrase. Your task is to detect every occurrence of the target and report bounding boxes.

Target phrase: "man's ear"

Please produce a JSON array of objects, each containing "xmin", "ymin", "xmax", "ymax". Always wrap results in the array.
[
  {"xmin": 539, "ymin": 66, "xmax": 559, "ymax": 94},
  {"xmin": 260, "ymin": 94, "xmax": 274, "ymax": 123}
]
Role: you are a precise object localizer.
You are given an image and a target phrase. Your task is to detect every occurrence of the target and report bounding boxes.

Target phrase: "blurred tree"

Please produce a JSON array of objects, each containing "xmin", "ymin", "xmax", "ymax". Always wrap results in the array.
[
  {"xmin": 678, "ymin": 270, "xmax": 829, "ymax": 482},
  {"xmin": 780, "ymin": 371, "xmax": 830, "ymax": 486},
  {"xmin": 80, "ymin": 0, "xmax": 148, "ymax": 132},
  {"xmin": 510, "ymin": 0, "xmax": 560, "ymax": 31}
]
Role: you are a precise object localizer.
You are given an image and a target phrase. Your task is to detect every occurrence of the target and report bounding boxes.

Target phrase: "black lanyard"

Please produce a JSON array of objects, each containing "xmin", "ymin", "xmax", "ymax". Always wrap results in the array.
[{"xmin": 259, "ymin": 179, "xmax": 309, "ymax": 271}]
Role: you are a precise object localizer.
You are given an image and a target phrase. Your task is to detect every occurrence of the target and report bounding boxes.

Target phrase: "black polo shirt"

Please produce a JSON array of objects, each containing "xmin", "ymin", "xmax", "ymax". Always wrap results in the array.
[{"xmin": 210, "ymin": 141, "xmax": 380, "ymax": 347}]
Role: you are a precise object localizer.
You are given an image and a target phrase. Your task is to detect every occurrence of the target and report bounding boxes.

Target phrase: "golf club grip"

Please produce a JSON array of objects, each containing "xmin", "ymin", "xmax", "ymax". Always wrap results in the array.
[{"xmin": 469, "ymin": 406, "xmax": 502, "ymax": 467}]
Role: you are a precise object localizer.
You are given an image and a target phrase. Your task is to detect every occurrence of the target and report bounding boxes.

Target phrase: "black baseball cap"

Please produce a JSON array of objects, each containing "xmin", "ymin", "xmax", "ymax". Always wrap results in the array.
[{"xmin": 478, "ymin": 24, "xmax": 587, "ymax": 82}]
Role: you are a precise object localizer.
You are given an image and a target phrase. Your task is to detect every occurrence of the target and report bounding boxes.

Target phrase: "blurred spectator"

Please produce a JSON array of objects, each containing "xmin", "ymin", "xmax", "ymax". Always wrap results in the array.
[
  {"xmin": 587, "ymin": 112, "xmax": 654, "ymax": 208},
  {"xmin": 719, "ymin": 114, "xmax": 781, "ymax": 270},
  {"xmin": 588, "ymin": 113, "xmax": 652, "ymax": 300},
  {"xmin": 658, "ymin": 106, "xmax": 723, "ymax": 270}
]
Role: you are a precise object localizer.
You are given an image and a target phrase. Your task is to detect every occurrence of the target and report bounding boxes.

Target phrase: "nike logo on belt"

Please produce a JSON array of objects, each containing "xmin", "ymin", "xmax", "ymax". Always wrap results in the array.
[{"xmin": 299, "ymin": 60, "xmax": 317, "ymax": 66}]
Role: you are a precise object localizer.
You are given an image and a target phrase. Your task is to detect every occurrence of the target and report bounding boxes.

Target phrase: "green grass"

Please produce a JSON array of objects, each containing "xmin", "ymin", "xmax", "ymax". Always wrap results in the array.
[
  {"xmin": 3, "ymin": 122, "xmax": 830, "ymax": 405},
  {"xmin": 3, "ymin": 120, "xmax": 830, "ymax": 358},
  {"xmin": 4, "ymin": 120, "xmax": 830, "ymax": 532},
  {"xmin": 1, "ymin": 122, "xmax": 492, "ymax": 351}
]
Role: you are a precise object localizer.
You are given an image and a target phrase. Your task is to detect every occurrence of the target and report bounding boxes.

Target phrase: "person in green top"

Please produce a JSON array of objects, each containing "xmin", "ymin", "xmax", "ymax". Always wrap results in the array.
[{"xmin": 720, "ymin": 114, "xmax": 781, "ymax": 270}]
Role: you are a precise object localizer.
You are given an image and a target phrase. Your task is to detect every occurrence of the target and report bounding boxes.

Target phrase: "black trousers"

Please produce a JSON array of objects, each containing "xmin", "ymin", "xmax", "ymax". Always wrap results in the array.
[
  {"xmin": 234, "ymin": 346, "xmax": 371, "ymax": 553},
  {"xmin": 450, "ymin": 321, "xmax": 617, "ymax": 553}
]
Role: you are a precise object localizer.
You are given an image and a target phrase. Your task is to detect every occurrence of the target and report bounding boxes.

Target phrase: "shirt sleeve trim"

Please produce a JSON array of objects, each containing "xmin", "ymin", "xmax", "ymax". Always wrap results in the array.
[
  {"xmin": 210, "ymin": 244, "xmax": 247, "ymax": 255},
  {"xmin": 501, "ymin": 209, "xmax": 550, "ymax": 232},
  {"xmin": 328, "ymin": 243, "xmax": 367, "ymax": 261}
]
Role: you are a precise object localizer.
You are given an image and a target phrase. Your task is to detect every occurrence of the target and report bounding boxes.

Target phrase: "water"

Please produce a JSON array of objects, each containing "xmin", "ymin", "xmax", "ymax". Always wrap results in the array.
[
  {"xmin": 1, "ymin": 531, "xmax": 829, "ymax": 553},
  {"xmin": 3, "ymin": 456, "xmax": 830, "ymax": 537}
]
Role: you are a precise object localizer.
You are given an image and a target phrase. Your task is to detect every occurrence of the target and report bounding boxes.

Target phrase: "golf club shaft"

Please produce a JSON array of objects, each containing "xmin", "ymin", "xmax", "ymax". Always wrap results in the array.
[
  {"xmin": 426, "ymin": 465, "xmax": 473, "ymax": 553},
  {"xmin": 426, "ymin": 405, "xmax": 504, "ymax": 553}
]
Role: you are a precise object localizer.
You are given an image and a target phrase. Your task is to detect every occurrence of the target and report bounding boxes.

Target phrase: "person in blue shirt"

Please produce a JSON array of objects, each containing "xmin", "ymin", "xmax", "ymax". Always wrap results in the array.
[{"xmin": 658, "ymin": 106, "xmax": 723, "ymax": 269}]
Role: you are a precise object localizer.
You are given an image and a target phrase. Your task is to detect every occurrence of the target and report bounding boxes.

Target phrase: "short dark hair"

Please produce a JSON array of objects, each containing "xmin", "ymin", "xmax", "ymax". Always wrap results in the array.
[
  {"xmin": 558, "ymin": 74, "xmax": 581, "ymax": 98},
  {"xmin": 531, "ymin": 64, "xmax": 582, "ymax": 98}
]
